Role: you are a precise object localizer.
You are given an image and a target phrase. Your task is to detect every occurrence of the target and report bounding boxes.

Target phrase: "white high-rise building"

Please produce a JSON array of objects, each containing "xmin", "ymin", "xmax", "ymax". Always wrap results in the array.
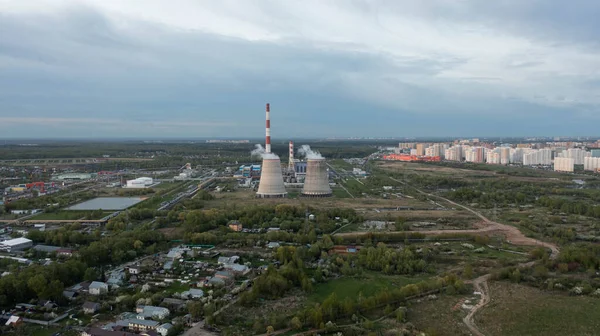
[
  {"xmin": 584, "ymin": 157, "xmax": 600, "ymax": 171},
  {"xmin": 558, "ymin": 148, "xmax": 586, "ymax": 165},
  {"xmin": 486, "ymin": 150, "xmax": 501, "ymax": 164},
  {"xmin": 523, "ymin": 149, "xmax": 552, "ymax": 166},
  {"xmin": 445, "ymin": 146, "xmax": 463, "ymax": 161},
  {"xmin": 465, "ymin": 147, "xmax": 486, "ymax": 163},
  {"xmin": 510, "ymin": 148, "xmax": 524, "ymax": 164},
  {"xmin": 554, "ymin": 157, "xmax": 574, "ymax": 172},
  {"xmin": 500, "ymin": 147, "xmax": 511, "ymax": 165}
]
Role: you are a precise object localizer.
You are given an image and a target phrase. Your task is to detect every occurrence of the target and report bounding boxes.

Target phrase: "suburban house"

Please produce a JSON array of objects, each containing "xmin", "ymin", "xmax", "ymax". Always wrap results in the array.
[
  {"xmin": 37, "ymin": 300, "xmax": 58, "ymax": 310},
  {"xmin": 136, "ymin": 305, "xmax": 170, "ymax": 320},
  {"xmin": 267, "ymin": 242, "xmax": 281, "ymax": 249},
  {"xmin": 89, "ymin": 281, "xmax": 109, "ymax": 295},
  {"xmin": 223, "ymin": 263, "xmax": 250, "ymax": 275},
  {"xmin": 161, "ymin": 298, "xmax": 186, "ymax": 311},
  {"xmin": 57, "ymin": 248, "xmax": 75, "ymax": 257},
  {"xmin": 206, "ymin": 276, "xmax": 225, "ymax": 287},
  {"xmin": 179, "ymin": 288, "xmax": 204, "ymax": 299},
  {"xmin": 228, "ymin": 220, "xmax": 243, "ymax": 232},
  {"xmin": 128, "ymin": 266, "xmax": 140, "ymax": 275},
  {"xmin": 70, "ymin": 281, "xmax": 91, "ymax": 293},
  {"xmin": 157, "ymin": 323, "xmax": 174, "ymax": 336},
  {"xmin": 217, "ymin": 256, "xmax": 240, "ymax": 265},
  {"xmin": 4, "ymin": 316, "xmax": 23, "ymax": 327},
  {"xmin": 83, "ymin": 301, "xmax": 101, "ymax": 314},
  {"xmin": 215, "ymin": 270, "xmax": 234, "ymax": 282},
  {"xmin": 128, "ymin": 318, "xmax": 160, "ymax": 331},
  {"xmin": 62, "ymin": 290, "xmax": 78, "ymax": 301},
  {"xmin": 82, "ymin": 328, "xmax": 137, "ymax": 336}
]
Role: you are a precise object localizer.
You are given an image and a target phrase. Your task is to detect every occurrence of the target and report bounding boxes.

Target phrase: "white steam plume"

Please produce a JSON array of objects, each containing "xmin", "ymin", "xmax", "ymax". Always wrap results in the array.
[
  {"xmin": 251, "ymin": 144, "xmax": 279, "ymax": 159},
  {"xmin": 298, "ymin": 145, "xmax": 324, "ymax": 160}
]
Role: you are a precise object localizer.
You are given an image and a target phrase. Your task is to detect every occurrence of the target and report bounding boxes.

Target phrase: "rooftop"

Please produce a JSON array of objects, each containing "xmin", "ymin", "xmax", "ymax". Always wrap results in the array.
[{"xmin": 0, "ymin": 237, "xmax": 32, "ymax": 246}]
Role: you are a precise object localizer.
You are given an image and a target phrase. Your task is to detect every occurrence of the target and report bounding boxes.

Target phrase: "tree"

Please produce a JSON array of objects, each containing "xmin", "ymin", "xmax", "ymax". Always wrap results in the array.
[
  {"xmin": 266, "ymin": 325, "xmax": 275, "ymax": 335},
  {"xmin": 27, "ymin": 274, "xmax": 48, "ymax": 298},
  {"xmin": 395, "ymin": 216, "xmax": 407, "ymax": 231},
  {"xmin": 396, "ymin": 309, "xmax": 405, "ymax": 322},
  {"xmin": 463, "ymin": 264, "xmax": 473, "ymax": 279},
  {"xmin": 291, "ymin": 316, "xmax": 302, "ymax": 330},
  {"xmin": 187, "ymin": 301, "xmax": 203, "ymax": 319},
  {"xmin": 84, "ymin": 268, "xmax": 99, "ymax": 282}
]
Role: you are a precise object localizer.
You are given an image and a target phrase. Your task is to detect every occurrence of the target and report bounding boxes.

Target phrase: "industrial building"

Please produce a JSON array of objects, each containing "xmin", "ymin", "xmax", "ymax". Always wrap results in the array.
[
  {"xmin": 302, "ymin": 158, "xmax": 332, "ymax": 197},
  {"xmin": 256, "ymin": 103, "xmax": 287, "ymax": 198},
  {"xmin": 237, "ymin": 165, "xmax": 261, "ymax": 178},
  {"xmin": 0, "ymin": 237, "xmax": 33, "ymax": 252},
  {"xmin": 52, "ymin": 173, "xmax": 94, "ymax": 181},
  {"xmin": 125, "ymin": 177, "xmax": 154, "ymax": 188}
]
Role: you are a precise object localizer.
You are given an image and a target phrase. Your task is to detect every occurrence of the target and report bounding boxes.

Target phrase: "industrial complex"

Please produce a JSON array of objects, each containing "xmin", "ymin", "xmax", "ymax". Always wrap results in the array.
[{"xmin": 254, "ymin": 103, "xmax": 332, "ymax": 198}]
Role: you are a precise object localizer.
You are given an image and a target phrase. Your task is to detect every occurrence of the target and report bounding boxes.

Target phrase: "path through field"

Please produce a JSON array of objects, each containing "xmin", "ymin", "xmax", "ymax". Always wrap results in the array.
[{"xmin": 334, "ymin": 177, "xmax": 560, "ymax": 336}]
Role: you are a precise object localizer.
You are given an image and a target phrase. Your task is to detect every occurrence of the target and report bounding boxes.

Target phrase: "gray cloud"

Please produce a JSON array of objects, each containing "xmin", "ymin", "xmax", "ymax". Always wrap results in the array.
[{"xmin": 0, "ymin": 1, "xmax": 599, "ymax": 138}]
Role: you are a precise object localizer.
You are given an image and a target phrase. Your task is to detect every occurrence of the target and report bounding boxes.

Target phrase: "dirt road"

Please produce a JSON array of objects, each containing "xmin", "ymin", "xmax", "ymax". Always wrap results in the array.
[{"xmin": 335, "ymin": 177, "xmax": 560, "ymax": 336}]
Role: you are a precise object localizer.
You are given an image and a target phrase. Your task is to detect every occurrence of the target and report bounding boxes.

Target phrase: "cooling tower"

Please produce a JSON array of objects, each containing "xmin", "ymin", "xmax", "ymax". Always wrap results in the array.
[
  {"xmin": 256, "ymin": 103, "xmax": 287, "ymax": 198},
  {"xmin": 257, "ymin": 158, "xmax": 288, "ymax": 198},
  {"xmin": 302, "ymin": 158, "xmax": 332, "ymax": 197}
]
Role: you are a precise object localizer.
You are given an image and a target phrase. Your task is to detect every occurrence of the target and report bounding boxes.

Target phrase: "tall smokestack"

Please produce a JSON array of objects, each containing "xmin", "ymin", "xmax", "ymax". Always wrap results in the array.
[
  {"xmin": 289, "ymin": 141, "xmax": 295, "ymax": 171},
  {"xmin": 265, "ymin": 103, "xmax": 271, "ymax": 154}
]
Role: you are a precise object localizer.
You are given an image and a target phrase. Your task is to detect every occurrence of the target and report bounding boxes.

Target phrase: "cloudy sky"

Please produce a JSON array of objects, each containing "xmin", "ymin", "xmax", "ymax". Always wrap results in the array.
[{"xmin": 0, "ymin": 0, "xmax": 599, "ymax": 138}]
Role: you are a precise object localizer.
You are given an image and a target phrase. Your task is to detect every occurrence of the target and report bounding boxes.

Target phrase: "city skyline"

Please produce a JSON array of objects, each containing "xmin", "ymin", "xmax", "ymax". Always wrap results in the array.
[{"xmin": 1, "ymin": 1, "xmax": 600, "ymax": 138}]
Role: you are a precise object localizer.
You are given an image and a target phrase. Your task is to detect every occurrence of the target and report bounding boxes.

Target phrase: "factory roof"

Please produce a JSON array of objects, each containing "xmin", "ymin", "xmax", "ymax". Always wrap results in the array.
[
  {"xmin": 33, "ymin": 245, "xmax": 61, "ymax": 253},
  {"xmin": 0, "ymin": 237, "xmax": 32, "ymax": 246}
]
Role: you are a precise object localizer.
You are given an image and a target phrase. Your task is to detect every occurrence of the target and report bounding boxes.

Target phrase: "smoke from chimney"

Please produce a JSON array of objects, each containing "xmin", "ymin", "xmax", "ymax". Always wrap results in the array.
[
  {"xmin": 298, "ymin": 145, "xmax": 324, "ymax": 160},
  {"xmin": 251, "ymin": 144, "xmax": 278, "ymax": 160}
]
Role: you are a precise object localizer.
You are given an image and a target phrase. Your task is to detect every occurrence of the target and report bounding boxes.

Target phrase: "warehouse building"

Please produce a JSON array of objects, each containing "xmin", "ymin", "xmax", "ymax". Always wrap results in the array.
[
  {"xmin": 125, "ymin": 177, "xmax": 154, "ymax": 188},
  {"xmin": 0, "ymin": 237, "xmax": 33, "ymax": 252}
]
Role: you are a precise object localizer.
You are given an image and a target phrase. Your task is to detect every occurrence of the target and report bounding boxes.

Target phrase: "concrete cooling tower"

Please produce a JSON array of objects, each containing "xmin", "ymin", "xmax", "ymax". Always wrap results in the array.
[
  {"xmin": 301, "ymin": 158, "xmax": 332, "ymax": 197},
  {"xmin": 256, "ymin": 158, "xmax": 287, "ymax": 198},
  {"xmin": 256, "ymin": 103, "xmax": 287, "ymax": 198}
]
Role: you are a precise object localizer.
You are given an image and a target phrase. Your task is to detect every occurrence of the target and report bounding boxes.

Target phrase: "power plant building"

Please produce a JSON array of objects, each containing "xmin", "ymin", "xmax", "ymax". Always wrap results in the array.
[{"xmin": 302, "ymin": 159, "xmax": 332, "ymax": 197}]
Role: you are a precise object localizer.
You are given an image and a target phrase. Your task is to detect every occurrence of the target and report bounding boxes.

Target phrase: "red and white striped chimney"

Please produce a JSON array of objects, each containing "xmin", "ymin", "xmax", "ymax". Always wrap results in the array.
[
  {"xmin": 289, "ymin": 141, "xmax": 294, "ymax": 170},
  {"xmin": 265, "ymin": 103, "xmax": 271, "ymax": 153}
]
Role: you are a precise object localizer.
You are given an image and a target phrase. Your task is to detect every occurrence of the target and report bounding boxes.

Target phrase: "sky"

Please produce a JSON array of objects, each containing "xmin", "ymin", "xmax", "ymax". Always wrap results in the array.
[{"xmin": 0, "ymin": 0, "xmax": 599, "ymax": 138}]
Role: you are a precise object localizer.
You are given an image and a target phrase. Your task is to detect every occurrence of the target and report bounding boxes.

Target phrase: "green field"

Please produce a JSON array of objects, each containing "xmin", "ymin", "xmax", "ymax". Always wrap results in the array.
[
  {"xmin": 478, "ymin": 282, "xmax": 600, "ymax": 336},
  {"xmin": 153, "ymin": 182, "xmax": 183, "ymax": 190},
  {"xmin": 332, "ymin": 186, "xmax": 352, "ymax": 198},
  {"xmin": 309, "ymin": 272, "xmax": 427, "ymax": 303},
  {"xmin": 29, "ymin": 211, "xmax": 111, "ymax": 220}
]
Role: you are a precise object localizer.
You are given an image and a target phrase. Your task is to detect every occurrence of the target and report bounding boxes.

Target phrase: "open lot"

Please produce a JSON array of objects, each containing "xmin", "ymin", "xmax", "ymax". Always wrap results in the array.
[
  {"xmin": 477, "ymin": 282, "xmax": 600, "ymax": 336},
  {"xmin": 309, "ymin": 272, "xmax": 427, "ymax": 303},
  {"xmin": 29, "ymin": 210, "xmax": 112, "ymax": 220},
  {"xmin": 66, "ymin": 196, "xmax": 145, "ymax": 210},
  {"xmin": 408, "ymin": 293, "xmax": 471, "ymax": 336}
]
